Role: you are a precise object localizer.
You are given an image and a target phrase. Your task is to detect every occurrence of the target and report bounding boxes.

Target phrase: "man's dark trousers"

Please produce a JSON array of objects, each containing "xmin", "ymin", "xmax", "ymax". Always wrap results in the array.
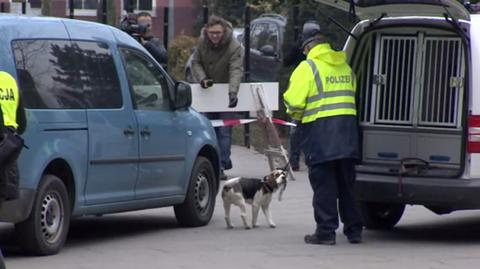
[
  {"xmin": 308, "ymin": 158, "xmax": 363, "ymax": 240},
  {"xmin": 288, "ymin": 120, "xmax": 302, "ymax": 169}
]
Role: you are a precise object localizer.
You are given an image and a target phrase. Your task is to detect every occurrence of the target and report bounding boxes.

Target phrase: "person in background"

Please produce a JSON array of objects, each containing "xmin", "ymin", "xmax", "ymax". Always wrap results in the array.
[
  {"xmin": 191, "ymin": 15, "xmax": 244, "ymax": 180},
  {"xmin": 283, "ymin": 20, "xmax": 321, "ymax": 171},
  {"xmin": 283, "ymin": 29, "xmax": 363, "ymax": 245},
  {"xmin": 283, "ymin": 20, "xmax": 321, "ymax": 68},
  {"xmin": 137, "ymin": 11, "xmax": 168, "ymax": 69}
]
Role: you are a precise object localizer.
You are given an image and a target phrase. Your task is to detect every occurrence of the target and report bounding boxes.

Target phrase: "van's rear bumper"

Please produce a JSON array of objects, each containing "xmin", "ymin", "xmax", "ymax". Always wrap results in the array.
[
  {"xmin": 355, "ymin": 173, "xmax": 480, "ymax": 209},
  {"xmin": 0, "ymin": 188, "xmax": 35, "ymax": 223}
]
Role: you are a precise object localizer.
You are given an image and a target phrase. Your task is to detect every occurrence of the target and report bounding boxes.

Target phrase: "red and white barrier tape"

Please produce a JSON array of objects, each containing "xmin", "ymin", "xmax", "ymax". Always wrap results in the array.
[{"xmin": 210, "ymin": 118, "xmax": 296, "ymax": 127}]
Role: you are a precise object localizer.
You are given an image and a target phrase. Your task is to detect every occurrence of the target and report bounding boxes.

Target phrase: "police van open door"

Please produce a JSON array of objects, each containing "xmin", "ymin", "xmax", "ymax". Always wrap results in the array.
[{"xmin": 313, "ymin": 0, "xmax": 480, "ymax": 229}]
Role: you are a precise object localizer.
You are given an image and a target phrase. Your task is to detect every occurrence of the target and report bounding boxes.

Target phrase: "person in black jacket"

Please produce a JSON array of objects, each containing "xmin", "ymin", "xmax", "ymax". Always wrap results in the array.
[
  {"xmin": 283, "ymin": 20, "xmax": 321, "ymax": 68},
  {"xmin": 137, "ymin": 12, "xmax": 168, "ymax": 69}
]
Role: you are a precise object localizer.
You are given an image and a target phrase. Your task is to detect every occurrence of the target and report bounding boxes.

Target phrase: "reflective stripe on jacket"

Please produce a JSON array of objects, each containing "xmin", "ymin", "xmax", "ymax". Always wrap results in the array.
[
  {"xmin": 283, "ymin": 43, "xmax": 356, "ymax": 124},
  {"xmin": 0, "ymin": 72, "xmax": 19, "ymax": 129}
]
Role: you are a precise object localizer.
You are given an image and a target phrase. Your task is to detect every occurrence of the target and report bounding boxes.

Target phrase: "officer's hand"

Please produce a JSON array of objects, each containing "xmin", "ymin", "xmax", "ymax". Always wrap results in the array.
[
  {"xmin": 228, "ymin": 93, "xmax": 238, "ymax": 108},
  {"xmin": 200, "ymin": 79, "xmax": 214, "ymax": 89}
]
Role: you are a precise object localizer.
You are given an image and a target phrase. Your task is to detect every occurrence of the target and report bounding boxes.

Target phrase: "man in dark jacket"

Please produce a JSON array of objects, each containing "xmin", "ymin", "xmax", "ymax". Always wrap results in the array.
[
  {"xmin": 191, "ymin": 15, "xmax": 244, "ymax": 179},
  {"xmin": 283, "ymin": 30, "xmax": 363, "ymax": 245},
  {"xmin": 137, "ymin": 12, "xmax": 168, "ymax": 69},
  {"xmin": 283, "ymin": 20, "xmax": 321, "ymax": 68}
]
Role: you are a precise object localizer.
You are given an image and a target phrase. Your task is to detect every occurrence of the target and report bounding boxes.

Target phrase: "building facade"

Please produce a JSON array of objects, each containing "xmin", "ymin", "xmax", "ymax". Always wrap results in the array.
[{"xmin": 1, "ymin": 0, "xmax": 200, "ymax": 43}]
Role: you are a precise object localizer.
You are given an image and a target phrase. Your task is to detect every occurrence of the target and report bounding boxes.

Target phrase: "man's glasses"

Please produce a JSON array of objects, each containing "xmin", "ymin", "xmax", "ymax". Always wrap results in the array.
[{"xmin": 207, "ymin": 31, "xmax": 223, "ymax": 36}]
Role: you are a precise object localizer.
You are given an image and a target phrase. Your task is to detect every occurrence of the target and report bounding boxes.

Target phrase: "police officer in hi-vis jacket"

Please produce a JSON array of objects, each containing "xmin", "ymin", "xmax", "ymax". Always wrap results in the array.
[
  {"xmin": 0, "ymin": 71, "xmax": 26, "ymax": 202},
  {"xmin": 283, "ymin": 30, "xmax": 363, "ymax": 245}
]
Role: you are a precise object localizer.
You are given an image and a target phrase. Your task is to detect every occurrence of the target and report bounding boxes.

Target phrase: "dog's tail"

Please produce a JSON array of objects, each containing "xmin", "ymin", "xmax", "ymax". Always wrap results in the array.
[{"xmin": 223, "ymin": 177, "xmax": 241, "ymax": 188}]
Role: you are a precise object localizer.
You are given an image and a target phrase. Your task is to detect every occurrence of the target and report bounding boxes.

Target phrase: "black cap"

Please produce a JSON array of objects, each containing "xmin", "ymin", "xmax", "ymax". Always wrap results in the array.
[
  {"xmin": 301, "ymin": 21, "xmax": 322, "ymax": 49},
  {"xmin": 301, "ymin": 20, "xmax": 320, "ymax": 38}
]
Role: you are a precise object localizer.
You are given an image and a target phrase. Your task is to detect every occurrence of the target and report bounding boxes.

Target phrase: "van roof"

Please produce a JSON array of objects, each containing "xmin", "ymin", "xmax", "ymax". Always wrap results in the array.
[
  {"xmin": 0, "ymin": 15, "xmax": 142, "ymax": 50},
  {"xmin": 314, "ymin": 0, "xmax": 470, "ymax": 22}
]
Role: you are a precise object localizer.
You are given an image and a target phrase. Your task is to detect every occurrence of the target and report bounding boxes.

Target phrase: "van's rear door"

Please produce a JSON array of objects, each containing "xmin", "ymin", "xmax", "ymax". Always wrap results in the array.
[
  {"xmin": 314, "ymin": 0, "xmax": 470, "ymax": 21},
  {"xmin": 320, "ymin": 0, "xmax": 471, "ymax": 177}
]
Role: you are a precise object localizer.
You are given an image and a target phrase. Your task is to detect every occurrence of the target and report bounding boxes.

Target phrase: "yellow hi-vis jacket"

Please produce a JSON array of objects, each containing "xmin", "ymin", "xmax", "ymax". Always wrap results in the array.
[
  {"xmin": 0, "ymin": 71, "xmax": 20, "ymax": 129},
  {"xmin": 283, "ymin": 43, "xmax": 356, "ymax": 124}
]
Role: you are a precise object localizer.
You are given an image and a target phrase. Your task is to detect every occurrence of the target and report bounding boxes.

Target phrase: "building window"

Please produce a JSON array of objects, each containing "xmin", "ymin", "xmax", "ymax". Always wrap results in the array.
[
  {"xmin": 66, "ymin": 0, "xmax": 98, "ymax": 16},
  {"xmin": 74, "ymin": 0, "xmax": 98, "ymax": 10},
  {"xmin": 9, "ymin": 0, "xmax": 41, "ymax": 15},
  {"xmin": 29, "ymin": 0, "xmax": 41, "ymax": 8},
  {"xmin": 123, "ymin": 0, "xmax": 153, "ymax": 12}
]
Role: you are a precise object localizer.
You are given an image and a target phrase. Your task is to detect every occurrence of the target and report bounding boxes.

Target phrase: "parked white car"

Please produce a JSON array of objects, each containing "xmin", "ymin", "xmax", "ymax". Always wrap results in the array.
[{"xmin": 316, "ymin": 0, "xmax": 480, "ymax": 229}]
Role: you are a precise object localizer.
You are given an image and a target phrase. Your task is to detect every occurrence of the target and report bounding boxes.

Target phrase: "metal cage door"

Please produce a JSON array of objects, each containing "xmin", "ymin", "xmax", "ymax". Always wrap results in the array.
[
  {"xmin": 370, "ymin": 35, "xmax": 464, "ymax": 129},
  {"xmin": 418, "ymin": 37, "xmax": 464, "ymax": 129},
  {"xmin": 373, "ymin": 36, "xmax": 418, "ymax": 125}
]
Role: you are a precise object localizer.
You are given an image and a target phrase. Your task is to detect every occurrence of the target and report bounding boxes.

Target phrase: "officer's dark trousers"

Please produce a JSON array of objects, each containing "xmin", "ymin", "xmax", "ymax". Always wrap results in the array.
[
  {"xmin": 308, "ymin": 158, "xmax": 363, "ymax": 239},
  {"xmin": 0, "ymin": 157, "xmax": 20, "ymax": 201}
]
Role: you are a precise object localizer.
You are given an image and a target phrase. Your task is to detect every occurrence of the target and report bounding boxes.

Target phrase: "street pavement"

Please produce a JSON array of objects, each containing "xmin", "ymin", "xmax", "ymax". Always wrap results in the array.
[{"xmin": 3, "ymin": 145, "xmax": 480, "ymax": 269}]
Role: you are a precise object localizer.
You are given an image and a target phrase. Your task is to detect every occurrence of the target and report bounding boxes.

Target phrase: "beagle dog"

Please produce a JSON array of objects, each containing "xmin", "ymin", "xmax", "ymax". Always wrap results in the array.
[{"xmin": 221, "ymin": 168, "xmax": 288, "ymax": 229}]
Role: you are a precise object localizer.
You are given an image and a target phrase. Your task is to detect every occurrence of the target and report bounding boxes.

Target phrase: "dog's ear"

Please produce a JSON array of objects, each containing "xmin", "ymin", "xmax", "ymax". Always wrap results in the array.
[{"xmin": 263, "ymin": 175, "xmax": 269, "ymax": 182}]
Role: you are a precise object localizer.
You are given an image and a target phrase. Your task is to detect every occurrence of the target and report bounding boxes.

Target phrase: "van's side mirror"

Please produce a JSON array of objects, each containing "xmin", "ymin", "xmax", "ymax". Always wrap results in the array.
[
  {"xmin": 259, "ymin": 45, "xmax": 277, "ymax": 57},
  {"xmin": 174, "ymin": 81, "xmax": 192, "ymax": 110}
]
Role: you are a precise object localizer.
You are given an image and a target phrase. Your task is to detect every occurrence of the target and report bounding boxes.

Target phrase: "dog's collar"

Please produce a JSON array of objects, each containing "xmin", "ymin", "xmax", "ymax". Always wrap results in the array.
[{"xmin": 262, "ymin": 181, "xmax": 276, "ymax": 193}]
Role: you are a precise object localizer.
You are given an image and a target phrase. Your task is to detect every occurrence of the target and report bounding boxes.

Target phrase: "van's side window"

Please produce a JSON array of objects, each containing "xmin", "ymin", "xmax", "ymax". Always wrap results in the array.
[
  {"xmin": 71, "ymin": 41, "xmax": 123, "ymax": 109},
  {"xmin": 12, "ymin": 40, "xmax": 122, "ymax": 109},
  {"xmin": 119, "ymin": 48, "xmax": 170, "ymax": 111}
]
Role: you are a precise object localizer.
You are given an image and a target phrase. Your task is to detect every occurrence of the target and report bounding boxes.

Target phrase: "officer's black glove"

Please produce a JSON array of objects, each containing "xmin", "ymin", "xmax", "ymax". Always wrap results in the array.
[
  {"xmin": 200, "ymin": 79, "xmax": 214, "ymax": 89},
  {"xmin": 228, "ymin": 93, "xmax": 238, "ymax": 108}
]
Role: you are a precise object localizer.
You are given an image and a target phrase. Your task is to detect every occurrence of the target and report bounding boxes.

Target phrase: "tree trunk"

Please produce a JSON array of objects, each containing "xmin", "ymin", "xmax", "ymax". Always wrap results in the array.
[
  {"xmin": 41, "ymin": 0, "xmax": 51, "ymax": 16},
  {"xmin": 97, "ymin": 0, "xmax": 117, "ymax": 27}
]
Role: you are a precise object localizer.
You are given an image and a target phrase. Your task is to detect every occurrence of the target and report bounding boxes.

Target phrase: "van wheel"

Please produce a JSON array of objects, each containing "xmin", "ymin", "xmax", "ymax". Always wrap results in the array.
[
  {"xmin": 15, "ymin": 175, "xmax": 70, "ymax": 255},
  {"xmin": 358, "ymin": 202, "xmax": 405, "ymax": 230},
  {"xmin": 174, "ymin": 157, "xmax": 216, "ymax": 227}
]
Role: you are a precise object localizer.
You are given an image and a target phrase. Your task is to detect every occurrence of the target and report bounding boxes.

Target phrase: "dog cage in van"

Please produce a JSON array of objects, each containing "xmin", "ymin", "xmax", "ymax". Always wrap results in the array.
[{"xmin": 356, "ymin": 32, "xmax": 466, "ymax": 173}]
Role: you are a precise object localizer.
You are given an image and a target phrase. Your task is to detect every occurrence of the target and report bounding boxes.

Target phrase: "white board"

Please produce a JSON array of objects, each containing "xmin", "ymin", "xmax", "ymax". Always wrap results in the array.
[{"xmin": 190, "ymin": 82, "xmax": 279, "ymax": 112}]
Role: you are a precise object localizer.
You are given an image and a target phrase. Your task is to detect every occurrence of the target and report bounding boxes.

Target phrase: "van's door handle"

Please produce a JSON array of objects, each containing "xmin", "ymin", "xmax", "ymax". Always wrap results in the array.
[
  {"xmin": 140, "ymin": 127, "xmax": 151, "ymax": 139},
  {"xmin": 123, "ymin": 126, "xmax": 135, "ymax": 137}
]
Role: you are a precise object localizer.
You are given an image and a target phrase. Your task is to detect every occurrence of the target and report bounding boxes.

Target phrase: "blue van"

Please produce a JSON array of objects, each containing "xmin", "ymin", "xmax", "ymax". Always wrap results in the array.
[{"xmin": 0, "ymin": 15, "xmax": 220, "ymax": 255}]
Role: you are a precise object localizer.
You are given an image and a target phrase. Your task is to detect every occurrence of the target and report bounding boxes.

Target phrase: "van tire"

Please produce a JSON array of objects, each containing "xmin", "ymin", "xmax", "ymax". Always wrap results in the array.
[
  {"xmin": 15, "ymin": 174, "xmax": 71, "ymax": 255},
  {"xmin": 358, "ymin": 202, "xmax": 405, "ymax": 230},
  {"xmin": 174, "ymin": 157, "xmax": 216, "ymax": 227}
]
